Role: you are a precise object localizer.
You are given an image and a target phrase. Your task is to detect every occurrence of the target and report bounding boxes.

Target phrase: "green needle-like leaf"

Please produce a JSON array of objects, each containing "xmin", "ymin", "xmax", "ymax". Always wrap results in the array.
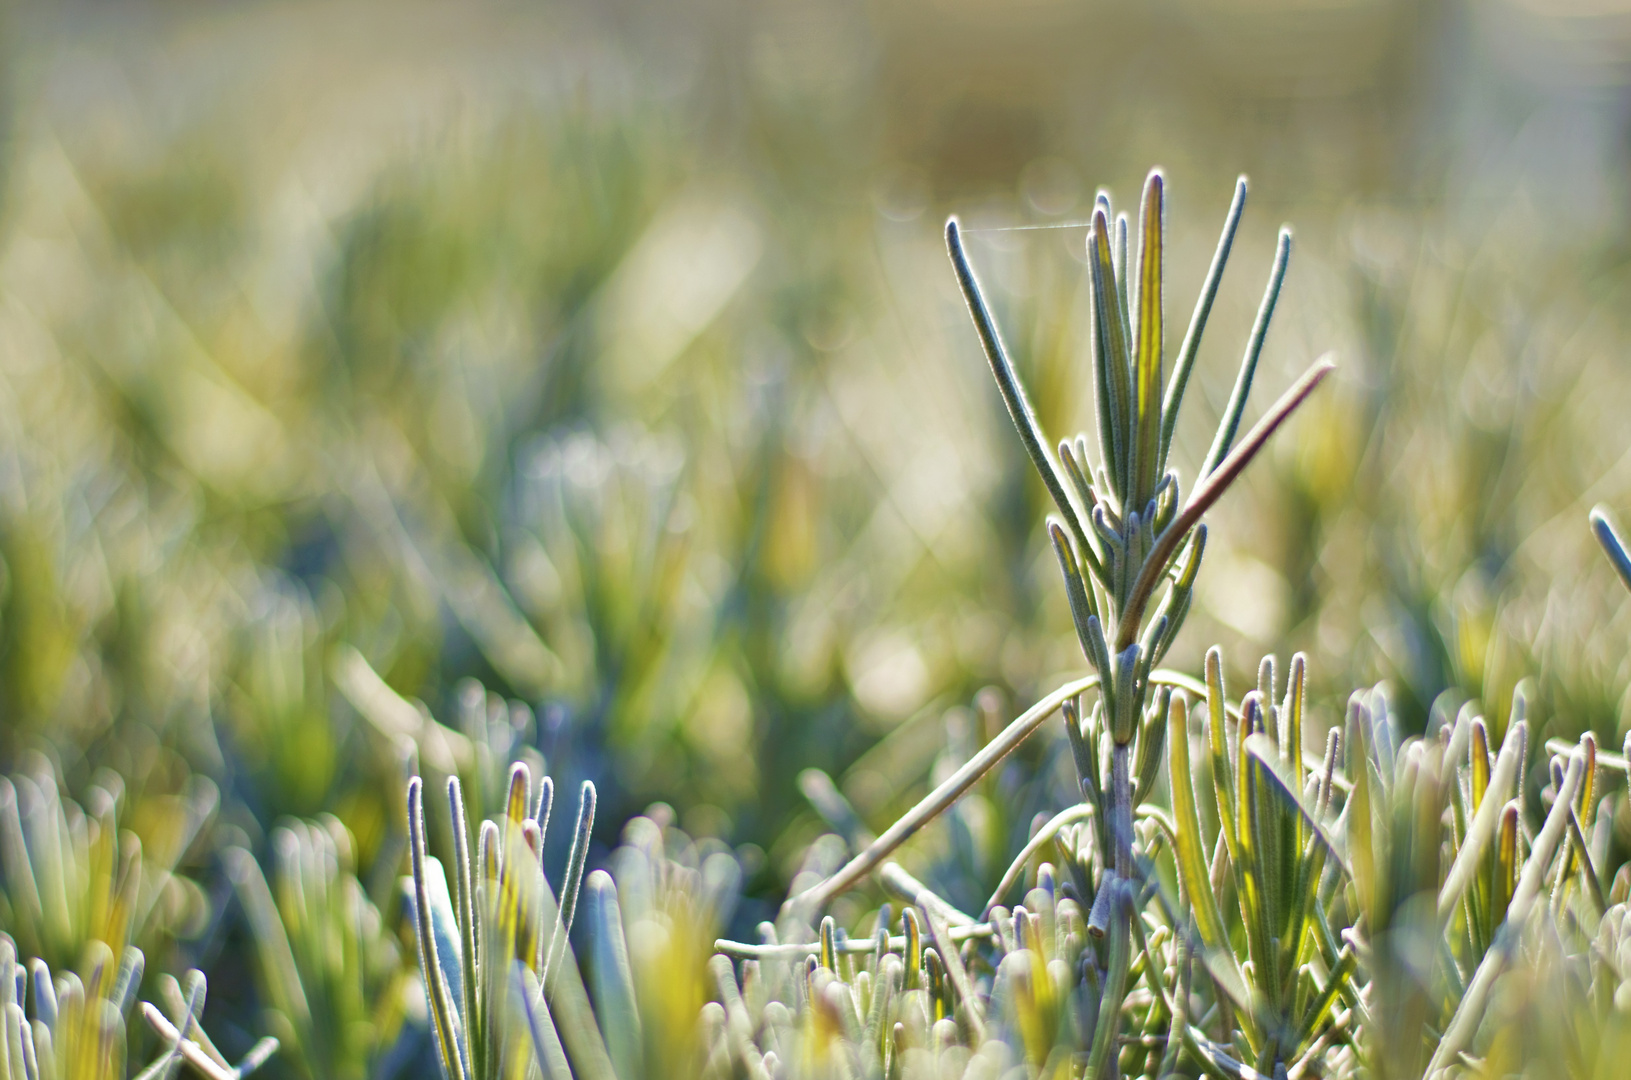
[
  {"xmin": 1048, "ymin": 521, "xmax": 1102, "ymax": 663},
  {"xmin": 1201, "ymin": 228, "xmax": 1293, "ymax": 481},
  {"xmin": 544, "ymin": 781, "xmax": 597, "ymax": 991},
  {"xmin": 1206, "ymin": 649, "xmax": 1241, "ymax": 865},
  {"xmin": 407, "ymin": 777, "xmax": 468, "ymax": 1080},
  {"xmin": 1437, "ymin": 719, "xmax": 1525, "ymax": 921},
  {"xmin": 1285, "ymin": 654, "xmax": 1306, "ymax": 796},
  {"xmin": 1343, "ymin": 698, "xmax": 1377, "ymax": 928},
  {"xmin": 1167, "ymin": 693, "xmax": 1233, "ymax": 959},
  {"xmin": 1160, "ymin": 176, "xmax": 1247, "ymax": 474},
  {"xmin": 1089, "ymin": 206, "xmax": 1135, "ymax": 500},
  {"xmin": 945, "ymin": 217, "xmax": 1093, "ymax": 561},
  {"xmin": 448, "ymin": 777, "xmax": 481, "ymax": 1080},
  {"xmin": 1133, "ymin": 170, "xmax": 1165, "ymax": 509},
  {"xmin": 1590, "ymin": 505, "xmax": 1631, "ymax": 593},
  {"xmin": 1063, "ymin": 696, "xmax": 1105, "ymax": 822},
  {"xmin": 584, "ymin": 871, "xmax": 641, "ymax": 1080}
]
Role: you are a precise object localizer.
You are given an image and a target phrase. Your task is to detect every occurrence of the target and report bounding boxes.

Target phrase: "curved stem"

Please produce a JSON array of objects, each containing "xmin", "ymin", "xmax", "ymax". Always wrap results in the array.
[
  {"xmin": 980, "ymin": 803, "xmax": 1097, "ymax": 919},
  {"xmin": 782, "ymin": 669, "xmax": 1213, "ymax": 922},
  {"xmin": 782, "ymin": 673, "xmax": 1100, "ymax": 922}
]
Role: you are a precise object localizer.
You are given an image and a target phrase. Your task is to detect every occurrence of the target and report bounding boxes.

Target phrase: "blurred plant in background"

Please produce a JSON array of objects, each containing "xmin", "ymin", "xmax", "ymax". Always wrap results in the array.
[
  {"xmin": 0, "ymin": 756, "xmax": 214, "ymax": 978},
  {"xmin": 226, "ymin": 818, "xmax": 410, "ymax": 1080}
]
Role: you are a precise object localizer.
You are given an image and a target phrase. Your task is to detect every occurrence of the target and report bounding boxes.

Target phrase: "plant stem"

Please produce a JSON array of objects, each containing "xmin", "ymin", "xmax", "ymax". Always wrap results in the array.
[
  {"xmin": 1111, "ymin": 743, "xmax": 1133, "ymax": 880},
  {"xmin": 779, "ymin": 673, "xmax": 1100, "ymax": 922}
]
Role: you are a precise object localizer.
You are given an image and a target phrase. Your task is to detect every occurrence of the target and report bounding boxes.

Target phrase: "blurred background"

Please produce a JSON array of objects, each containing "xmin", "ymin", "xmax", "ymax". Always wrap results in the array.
[{"xmin": 5, "ymin": 0, "xmax": 1631, "ymax": 1066}]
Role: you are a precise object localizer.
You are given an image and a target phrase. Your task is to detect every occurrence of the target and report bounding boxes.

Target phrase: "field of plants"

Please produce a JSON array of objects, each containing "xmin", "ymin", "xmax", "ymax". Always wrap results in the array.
[{"xmin": 4, "ymin": 1, "xmax": 1631, "ymax": 1077}]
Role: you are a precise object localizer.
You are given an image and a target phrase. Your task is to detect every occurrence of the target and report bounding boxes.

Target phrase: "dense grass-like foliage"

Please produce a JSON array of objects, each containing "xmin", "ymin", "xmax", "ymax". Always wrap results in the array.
[
  {"xmin": 384, "ymin": 173, "xmax": 1629, "ymax": 1079},
  {"xmin": 678, "ymin": 177, "xmax": 1631, "ymax": 1079},
  {"xmin": 5, "ymin": 18, "xmax": 1631, "ymax": 1072}
]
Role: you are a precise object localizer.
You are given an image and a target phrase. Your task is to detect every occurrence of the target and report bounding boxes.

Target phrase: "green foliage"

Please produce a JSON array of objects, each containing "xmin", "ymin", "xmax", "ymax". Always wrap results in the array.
[
  {"xmin": 0, "ymin": 936, "xmax": 277, "ymax": 1080},
  {"xmin": 226, "ymin": 819, "xmax": 407, "ymax": 1080},
  {"xmin": 404, "ymin": 764, "xmax": 607, "ymax": 1080},
  {"xmin": 6, "ymin": 18, "xmax": 1631, "ymax": 1072},
  {"xmin": 0, "ymin": 758, "xmax": 214, "ymax": 977},
  {"xmin": 691, "ymin": 174, "xmax": 1631, "ymax": 1080}
]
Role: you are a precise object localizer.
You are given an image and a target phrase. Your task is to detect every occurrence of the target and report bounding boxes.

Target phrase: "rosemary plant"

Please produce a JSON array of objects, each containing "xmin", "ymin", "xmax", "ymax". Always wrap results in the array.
[
  {"xmin": 404, "ymin": 762, "xmax": 610, "ymax": 1080},
  {"xmin": 1, "ymin": 934, "xmax": 146, "ymax": 1080},
  {"xmin": 773, "ymin": 170, "xmax": 1330, "ymax": 1069},
  {"xmin": 0, "ymin": 935, "xmax": 277, "ymax": 1080},
  {"xmin": 0, "ymin": 756, "xmax": 216, "ymax": 978},
  {"xmin": 226, "ymin": 818, "xmax": 409, "ymax": 1080},
  {"xmin": 694, "ymin": 171, "xmax": 1631, "ymax": 1080}
]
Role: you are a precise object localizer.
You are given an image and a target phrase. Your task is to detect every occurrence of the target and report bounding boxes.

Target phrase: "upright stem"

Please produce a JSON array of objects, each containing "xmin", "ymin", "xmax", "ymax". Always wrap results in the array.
[
  {"xmin": 1111, "ymin": 743, "xmax": 1133, "ymax": 881},
  {"xmin": 1108, "ymin": 739, "xmax": 1135, "ymax": 1080}
]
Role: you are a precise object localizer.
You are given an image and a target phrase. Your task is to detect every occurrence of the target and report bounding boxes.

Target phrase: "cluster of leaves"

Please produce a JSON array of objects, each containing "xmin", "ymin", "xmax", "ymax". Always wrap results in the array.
[
  {"xmin": 0, "ymin": 762, "xmax": 277, "ymax": 1080},
  {"xmin": 8, "ymin": 57, "xmax": 1631, "ymax": 1077},
  {"xmin": 368, "ymin": 171, "xmax": 1631, "ymax": 1080},
  {"xmin": 398, "ymin": 763, "xmax": 742, "ymax": 1080},
  {"xmin": 688, "ymin": 684, "xmax": 1627, "ymax": 1080},
  {"xmin": 673, "ymin": 174, "xmax": 1631, "ymax": 1080}
]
